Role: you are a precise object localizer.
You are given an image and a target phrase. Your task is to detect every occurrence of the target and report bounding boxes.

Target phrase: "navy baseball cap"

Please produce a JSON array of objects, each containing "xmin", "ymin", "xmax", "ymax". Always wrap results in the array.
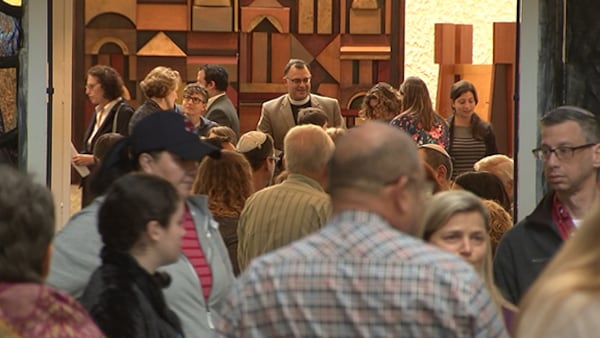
[{"xmin": 131, "ymin": 111, "xmax": 220, "ymax": 160}]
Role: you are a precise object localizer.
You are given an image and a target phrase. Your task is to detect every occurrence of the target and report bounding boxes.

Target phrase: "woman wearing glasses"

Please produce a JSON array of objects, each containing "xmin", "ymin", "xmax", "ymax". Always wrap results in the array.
[
  {"xmin": 447, "ymin": 80, "xmax": 498, "ymax": 179},
  {"xmin": 75, "ymin": 65, "xmax": 134, "ymax": 206}
]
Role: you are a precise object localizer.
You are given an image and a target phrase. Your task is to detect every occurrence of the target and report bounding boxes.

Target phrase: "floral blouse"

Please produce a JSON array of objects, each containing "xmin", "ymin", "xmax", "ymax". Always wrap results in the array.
[{"xmin": 390, "ymin": 112, "xmax": 449, "ymax": 149}]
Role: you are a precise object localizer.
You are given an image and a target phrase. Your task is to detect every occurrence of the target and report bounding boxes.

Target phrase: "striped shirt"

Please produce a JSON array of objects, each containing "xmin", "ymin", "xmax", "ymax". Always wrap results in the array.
[
  {"xmin": 237, "ymin": 173, "xmax": 331, "ymax": 271},
  {"xmin": 217, "ymin": 210, "xmax": 508, "ymax": 338},
  {"xmin": 182, "ymin": 208, "xmax": 212, "ymax": 302},
  {"xmin": 450, "ymin": 126, "xmax": 487, "ymax": 179}
]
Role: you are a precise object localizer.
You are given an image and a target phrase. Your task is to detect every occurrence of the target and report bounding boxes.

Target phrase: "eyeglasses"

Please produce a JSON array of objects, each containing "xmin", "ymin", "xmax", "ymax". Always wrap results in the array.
[
  {"xmin": 532, "ymin": 143, "xmax": 597, "ymax": 161},
  {"xmin": 85, "ymin": 83, "xmax": 100, "ymax": 90},
  {"xmin": 183, "ymin": 95, "xmax": 206, "ymax": 104},
  {"xmin": 286, "ymin": 77, "xmax": 311, "ymax": 85}
]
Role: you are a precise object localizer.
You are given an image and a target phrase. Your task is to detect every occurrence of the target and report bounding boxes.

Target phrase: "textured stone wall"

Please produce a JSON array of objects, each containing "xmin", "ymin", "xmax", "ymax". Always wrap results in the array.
[{"xmin": 404, "ymin": 0, "xmax": 517, "ymax": 105}]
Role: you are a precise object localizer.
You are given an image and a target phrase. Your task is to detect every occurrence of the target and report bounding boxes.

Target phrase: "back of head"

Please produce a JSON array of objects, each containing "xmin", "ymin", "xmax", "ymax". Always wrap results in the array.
[
  {"xmin": 98, "ymin": 173, "xmax": 180, "ymax": 252},
  {"xmin": 93, "ymin": 132, "xmax": 125, "ymax": 162},
  {"xmin": 419, "ymin": 143, "xmax": 453, "ymax": 180},
  {"xmin": 328, "ymin": 121, "xmax": 420, "ymax": 199},
  {"xmin": 0, "ymin": 166, "xmax": 54, "ymax": 283},
  {"xmin": 284, "ymin": 124, "xmax": 335, "ymax": 176},
  {"xmin": 201, "ymin": 64, "xmax": 229, "ymax": 92},
  {"xmin": 360, "ymin": 82, "xmax": 402, "ymax": 121},
  {"xmin": 474, "ymin": 154, "xmax": 513, "ymax": 187},
  {"xmin": 482, "ymin": 199, "xmax": 512, "ymax": 255},
  {"xmin": 87, "ymin": 65, "xmax": 124, "ymax": 101},
  {"xmin": 400, "ymin": 76, "xmax": 434, "ymax": 117},
  {"xmin": 140, "ymin": 66, "xmax": 181, "ymax": 99},
  {"xmin": 420, "ymin": 190, "xmax": 489, "ymax": 240},
  {"xmin": 210, "ymin": 125, "xmax": 238, "ymax": 145},
  {"xmin": 454, "ymin": 171, "xmax": 511, "ymax": 212},
  {"xmin": 237, "ymin": 131, "xmax": 275, "ymax": 171},
  {"xmin": 541, "ymin": 105, "xmax": 600, "ymax": 143},
  {"xmin": 192, "ymin": 150, "xmax": 253, "ymax": 216},
  {"xmin": 297, "ymin": 107, "xmax": 328, "ymax": 127}
]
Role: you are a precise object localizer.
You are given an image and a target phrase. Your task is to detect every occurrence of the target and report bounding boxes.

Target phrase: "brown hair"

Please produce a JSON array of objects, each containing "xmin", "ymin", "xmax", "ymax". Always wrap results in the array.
[
  {"xmin": 192, "ymin": 150, "xmax": 253, "ymax": 217},
  {"xmin": 400, "ymin": 76, "xmax": 438, "ymax": 130},
  {"xmin": 87, "ymin": 65, "xmax": 125, "ymax": 101},
  {"xmin": 140, "ymin": 66, "xmax": 181, "ymax": 99},
  {"xmin": 482, "ymin": 199, "xmax": 513, "ymax": 255},
  {"xmin": 359, "ymin": 82, "xmax": 401, "ymax": 121}
]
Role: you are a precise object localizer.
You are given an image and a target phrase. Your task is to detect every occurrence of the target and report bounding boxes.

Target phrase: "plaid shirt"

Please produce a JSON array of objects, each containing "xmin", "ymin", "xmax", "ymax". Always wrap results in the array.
[{"xmin": 216, "ymin": 210, "xmax": 508, "ymax": 338}]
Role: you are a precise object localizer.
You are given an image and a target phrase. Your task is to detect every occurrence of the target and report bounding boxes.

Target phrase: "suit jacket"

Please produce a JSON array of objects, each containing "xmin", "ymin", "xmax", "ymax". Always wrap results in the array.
[
  {"xmin": 257, "ymin": 94, "xmax": 343, "ymax": 152},
  {"xmin": 205, "ymin": 94, "xmax": 240, "ymax": 137},
  {"xmin": 82, "ymin": 98, "xmax": 134, "ymax": 154}
]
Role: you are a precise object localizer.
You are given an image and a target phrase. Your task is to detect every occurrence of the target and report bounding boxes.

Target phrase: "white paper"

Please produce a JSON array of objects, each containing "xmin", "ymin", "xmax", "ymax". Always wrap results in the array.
[{"xmin": 71, "ymin": 142, "xmax": 90, "ymax": 178}]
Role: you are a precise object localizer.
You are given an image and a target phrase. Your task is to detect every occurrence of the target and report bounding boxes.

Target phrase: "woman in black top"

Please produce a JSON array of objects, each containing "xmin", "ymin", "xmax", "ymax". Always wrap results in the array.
[{"xmin": 81, "ymin": 173, "xmax": 185, "ymax": 338}]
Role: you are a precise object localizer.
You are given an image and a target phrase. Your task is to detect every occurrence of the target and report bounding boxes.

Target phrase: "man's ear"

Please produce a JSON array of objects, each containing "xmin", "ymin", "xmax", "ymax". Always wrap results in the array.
[
  {"xmin": 437, "ymin": 165, "xmax": 447, "ymax": 182},
  {"xmin": 592, "ymin": 143, "xmax": 600, "ymax": 168},
  {"xmin": 389, "ymin": 176, "xmax": 410, "ymax": 213}
]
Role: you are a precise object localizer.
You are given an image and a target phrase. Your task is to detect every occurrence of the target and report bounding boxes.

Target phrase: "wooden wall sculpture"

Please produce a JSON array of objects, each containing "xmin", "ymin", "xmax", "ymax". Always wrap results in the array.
[{"xmin": 76, "ymin": 0, "xmax": 405, "ymax": 143}]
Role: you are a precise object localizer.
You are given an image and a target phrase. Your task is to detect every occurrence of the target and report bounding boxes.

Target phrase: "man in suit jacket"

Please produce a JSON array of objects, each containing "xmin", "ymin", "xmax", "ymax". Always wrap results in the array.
[
  {"xmin": 197, "ymin": 64, "xmax": 240, "ymax": 137},
  {"xmin": 257, "ymin": 59, "xmax": 343, "ymax": 153}
]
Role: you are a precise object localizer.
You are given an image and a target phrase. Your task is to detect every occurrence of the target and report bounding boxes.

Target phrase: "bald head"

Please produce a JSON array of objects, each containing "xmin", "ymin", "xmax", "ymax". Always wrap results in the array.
[
  {"xmin": 284, "ymin": 124, "xmax": 335, "ymax": 176},
  {"xmin": 328, "ymin": 122, "xmax": 420, "ymax": 198}
]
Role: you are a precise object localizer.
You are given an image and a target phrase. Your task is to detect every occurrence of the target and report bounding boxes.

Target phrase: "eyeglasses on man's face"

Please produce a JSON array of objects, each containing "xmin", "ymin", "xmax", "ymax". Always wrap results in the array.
[
  {"xmin": 286, "ymin": 77, "xmax": 311, "ymax": 85},
  {"xmin": 183, "ymin": 95, "xmax": 207, "ymax": 104},
  {"xmin": 85, "ymin": 82, "xmax": 100, "ymax": 90},
  {"xmin": 532, "ymin": 143, "xmax": 597, "ymax": 161}
]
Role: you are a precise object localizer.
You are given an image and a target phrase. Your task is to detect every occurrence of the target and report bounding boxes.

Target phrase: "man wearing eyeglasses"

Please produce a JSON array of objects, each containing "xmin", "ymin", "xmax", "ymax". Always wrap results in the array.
[
  {"xmin": 257, "ymin": 59, "xmax": 344, "ymax": 153},
  {"xmin": 494, "ymin": 105, "xmax": 600, "ymax": 304}
]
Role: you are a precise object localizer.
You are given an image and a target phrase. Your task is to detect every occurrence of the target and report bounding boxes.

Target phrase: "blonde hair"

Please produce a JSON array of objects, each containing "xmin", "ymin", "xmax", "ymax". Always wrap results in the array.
[
  {"xmin": 283, "ymin": 124, "xmax": 335, "ymax": 176},
  {"xmin": 140, "ymin": 66, "xmax": 181, "ymax": 99},
  {"xmin": 516, "ymin": 199, "xmax": 600, "ymax": 337},
  {"xmin": 420, "ymin": 191, "xmax": 516, "ymax": 316}
]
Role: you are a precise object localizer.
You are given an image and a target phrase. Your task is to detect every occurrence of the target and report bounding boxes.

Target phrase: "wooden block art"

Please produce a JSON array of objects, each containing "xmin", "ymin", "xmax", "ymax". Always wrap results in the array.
[
  {"xmin": 316, "ymin": 83, "xmax": 339, "ymax": 101},
  {"xmin": 315, "ymin": 35, "xmax": 341, "ymax": 83},
  {"xmin": 298, "ymin": 0, "xmax": 315, "ymax": 34},
  {"xmin": 455, "ymin": 24, "xmax": 473, "ymax": 64},
  {"xmin": 494, "ymin": 22, "xmax": 516, "ymax": 64},
  {"xmin": 193, "ymin": 6, "xmax": 233, "ymax": 32},
  {"xmin": 349, "ymin": 8, "xmax": 381, "ymax": 34},
  {"xmin": 194, "ymin": 0, "xmax": 232, "ymax": 6},
  {"xmin": 241, "ymin": 7, "xmax": 290, "ymax": 33},
  {"xmin": 434, "ymin": 23, "xmax": 456, "ymax": 65},
  {"xmin": 85, "ymin": 0, "xmax": 136, "ymax": 26},
  {"xmin": 271, "ymin": 34, "xmax": 291, "ymax": 81},
  {"xmin": 358, "ymin": 60, "xmax": 373, "ymax": 85},
  {"xmin": 137, "ymin": 4, "xmax": 188, "ymax": 31},
  {"xmin": 317, "ymin": 0, "xmax": 333, "ymax": 34},
  {"xmin": 351, "ymin": 0, "xmax": 378, "ymax": 9},
  {"xmin": 137, "ymin": 32, "xmax": 186, "ymax": 57},
  {"xmin": 251, "ymin": 32, "xmax": 268, "ymax": 82},
  {"xmin": 187, "ymin": 32, "xmax": 238, "ymax": 53},
  {"xmin": 248, "ymin": 0, "xmax": 284, "ymax": 7}
]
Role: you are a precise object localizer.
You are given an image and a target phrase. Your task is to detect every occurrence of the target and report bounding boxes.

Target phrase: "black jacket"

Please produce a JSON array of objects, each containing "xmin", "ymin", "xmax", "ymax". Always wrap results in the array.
[
  {"xmin": 493, "ymin": 192, "xmax": 563, "ymax": 304},
  {"xmin": 81, "ymin": 247, "xmax": 184, "ymax": 338},
  {"xmin": 82, "ymin": 98, "xmax": 134, "ymax": 154},
  {"xmin": 447, "ymin": 113, "xmax": 498, "ymax": 156}
]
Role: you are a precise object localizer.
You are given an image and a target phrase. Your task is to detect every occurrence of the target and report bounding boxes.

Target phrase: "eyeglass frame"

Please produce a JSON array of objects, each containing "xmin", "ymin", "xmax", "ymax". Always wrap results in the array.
[
  {"xmin": 182, "ymin": 95, "xmax": 207, "ymax": 104},
  {"xmin": 85, "ymin": 82, "xmax": 100, "ymax": 90},
  {"xmin": 531, "ymin": 143, "xmax": 597, "ymax": 161},
  {"xmin": 286, "ymin": 77, "xmax": 311, "ymax": 85}
]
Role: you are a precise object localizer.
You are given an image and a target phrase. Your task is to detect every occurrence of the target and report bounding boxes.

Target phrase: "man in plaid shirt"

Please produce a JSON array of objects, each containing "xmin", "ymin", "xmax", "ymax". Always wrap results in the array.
[{"xmin": 216, "ymin": 122, "xmax": 508, "ymax": 338}]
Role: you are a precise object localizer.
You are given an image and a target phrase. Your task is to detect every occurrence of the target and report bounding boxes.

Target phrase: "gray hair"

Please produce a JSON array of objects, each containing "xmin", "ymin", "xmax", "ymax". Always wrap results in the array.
[{"xmin": 284, "ymin": 124, "xmax": 334, "ymax": 176}]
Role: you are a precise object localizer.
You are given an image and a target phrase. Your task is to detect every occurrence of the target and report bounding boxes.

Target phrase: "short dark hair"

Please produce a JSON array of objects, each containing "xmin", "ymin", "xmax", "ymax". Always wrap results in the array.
[
  {"xmin": 454, "ymin": 171, "xmax": 511, "ymax": 212},
  {"xmin": 420, "ymin": 145, "xmax": 453, "ymax": 180},
  {"xmin": 238, "ymin": 132, "xmax": 275, "ymax": 171},
  {"xmin": 283, "ymin": 59, "xmax": 310, "ymax": 76},
  {"xmin": 87, "ymin": 65, "xmax": 125, "ymax": 101},
  {"xmin": 297, "ymin": 107, "xmax": 328, "ymax": 126},
  {"xmin": 0, "ymin": 166, "xmax": 54, "ymax": 283},
  {"xmin": 201, "ymin": 64, "xmax": 229, "ymax": 92},
  {"xmin": 541, "ymin": 105, "xmax": 600, "ymax": 144},
  {"xmin": 98, "ymin": 173, "xmax": 180, "ymax": 252},
  {"xmin": 183, "ymin": 83, "xmax": 209, "ymax": 103}
]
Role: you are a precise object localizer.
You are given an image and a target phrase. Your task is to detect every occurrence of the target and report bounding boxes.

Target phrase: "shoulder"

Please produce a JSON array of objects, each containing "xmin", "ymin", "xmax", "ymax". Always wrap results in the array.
[
  {"xmin": 262, "ymin": 95, "xmax": 286, "ymax": 108},
  {"xmin": 312, "ymin": 94, "xmax": 339, "ymax": 105}
]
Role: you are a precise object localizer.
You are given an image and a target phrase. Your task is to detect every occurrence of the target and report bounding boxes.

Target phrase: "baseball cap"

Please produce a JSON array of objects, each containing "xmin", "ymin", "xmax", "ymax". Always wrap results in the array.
[{"xmin": 131, "ymin": 111, "xmax": 220, "ymax": 160}]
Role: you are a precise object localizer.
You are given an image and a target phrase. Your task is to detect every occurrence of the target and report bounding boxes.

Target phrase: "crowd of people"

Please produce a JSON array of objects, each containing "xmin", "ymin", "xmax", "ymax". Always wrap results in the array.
[{"xmin": 1, "ymin": 58, "xmax": 599, "ymax": 337}]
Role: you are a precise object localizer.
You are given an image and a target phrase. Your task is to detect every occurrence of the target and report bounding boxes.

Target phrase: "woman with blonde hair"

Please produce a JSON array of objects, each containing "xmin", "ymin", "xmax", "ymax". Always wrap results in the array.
[
  {"xmin": 128, "ymin": 66, "xmax": 181, "ymax": 131},
  {"xmin": 391, "ymin": 76, "xmax": 449, "ymax": 148},
  {"xmin": 359, "ymin": 82, "xmax": 402, "ymax": 122},
  {"xmin": 516, "ymin": 200, "xmax": 600, "ymax": 338},
  {"xmin": 420, "ymin": 190, "xmax": 516, "ymax": 331},
  {"xmin": 192, "ymin": 150, "xmax": 253, "ymax": 275}
]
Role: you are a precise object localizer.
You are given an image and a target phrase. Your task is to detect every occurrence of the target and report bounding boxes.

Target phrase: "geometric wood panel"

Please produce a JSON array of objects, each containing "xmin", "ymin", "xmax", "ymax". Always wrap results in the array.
[{"xmin": 137, "ymin": 4, "xmax": 189, "ymax": 31}]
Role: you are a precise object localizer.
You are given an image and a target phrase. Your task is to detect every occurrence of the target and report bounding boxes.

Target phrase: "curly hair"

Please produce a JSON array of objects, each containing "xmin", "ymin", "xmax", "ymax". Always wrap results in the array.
[
  {"xmin": 482, "ymin": 199, "xmax": 513, "ymax": 255},
  {"xmin": 400, "ymin": 76, "xmax": 438, "ymax": 130},
  {"xmin": 140, "ymin": 66, "xmax": 181, "ymax": 99},
  {"xmin": 359, "ymin": 82, "xmax": 402, "ymax": 121},
  {"xmin": 192, "ymin": 150, "xmax": 253, "ymax": 217}
]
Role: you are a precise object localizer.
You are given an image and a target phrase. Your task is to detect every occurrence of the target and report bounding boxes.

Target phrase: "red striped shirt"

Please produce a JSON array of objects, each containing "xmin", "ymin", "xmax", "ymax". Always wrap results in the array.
[{"xmin": 182, "ymin": 207, "xmax": 212, "ymax": 302}]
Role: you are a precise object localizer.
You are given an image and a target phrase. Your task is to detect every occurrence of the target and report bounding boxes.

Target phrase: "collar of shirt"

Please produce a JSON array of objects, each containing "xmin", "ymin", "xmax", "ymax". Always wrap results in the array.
[
  {"xmin": 288, "ymin": 94, "xmax": 311, "ymax": 106},
  {"xmin": 206, "ymin": 92, "xmax": 226, "ymax": 110}
]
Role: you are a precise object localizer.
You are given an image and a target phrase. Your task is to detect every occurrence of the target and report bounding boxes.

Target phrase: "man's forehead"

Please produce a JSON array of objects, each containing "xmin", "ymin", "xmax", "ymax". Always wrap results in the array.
[{"xmin": 541, "ymin": 120, "xmax": 586, "ymax": 142}]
